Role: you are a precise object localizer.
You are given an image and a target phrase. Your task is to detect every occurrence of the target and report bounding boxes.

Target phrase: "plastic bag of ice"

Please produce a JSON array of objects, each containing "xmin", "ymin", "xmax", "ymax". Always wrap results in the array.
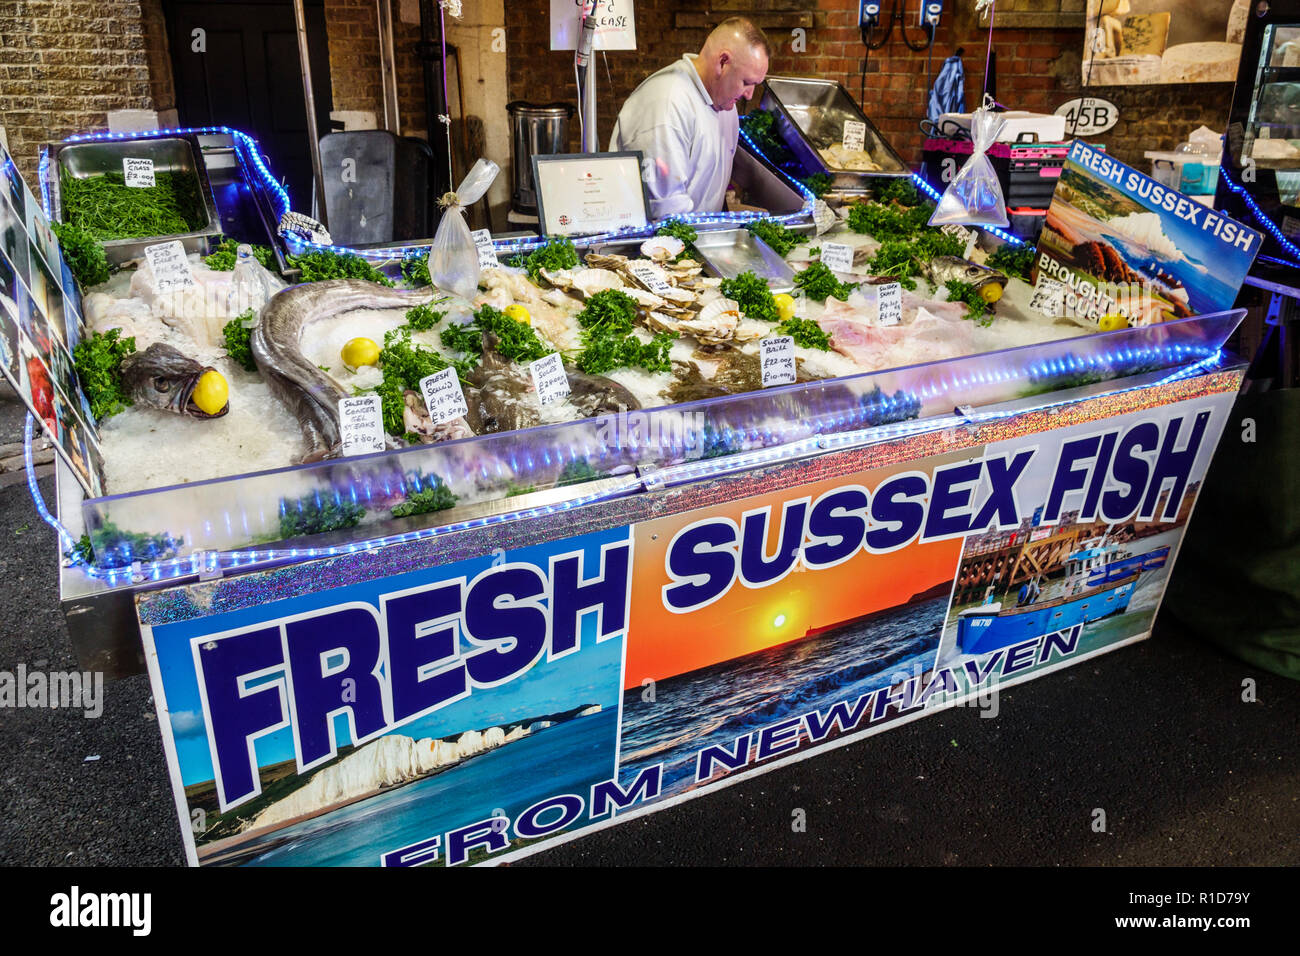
[
  {"xmin": 428, "ymin": 158, "xmax": 500, "ymax": 301},
  {"xmin": 226, "ymin": 244, "xmax": 285, "ymax": 318},
  {"xmin": 929, "ymin": 101, "xmax": 1009, "ymax": 229}
]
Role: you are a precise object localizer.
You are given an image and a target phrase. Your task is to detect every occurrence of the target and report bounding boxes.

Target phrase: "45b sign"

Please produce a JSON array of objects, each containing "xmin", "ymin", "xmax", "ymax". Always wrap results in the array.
[{"xmin": 1055, "ymin": 97, "xmax": 1119, "ymax": 137}]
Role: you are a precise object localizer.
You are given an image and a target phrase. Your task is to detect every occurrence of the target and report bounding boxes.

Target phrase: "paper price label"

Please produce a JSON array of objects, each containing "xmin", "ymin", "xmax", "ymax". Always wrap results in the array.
[
  {"xmin": 941, "ymin": 223, "xmax": 978, "ymax": 258},
  {"xmin": 530, "ymin": 352, "xmax": 570, "ymax": 406},
  {"xmin": 471, "ymin": 229, "xmax": 500, "ymax": 270},
  {"xmin": 627, "ymin": 260, "xmax": 673, "ymax": 296},
  {"xmin": 813, "ymin": 199, "xmax": 837, "ymax": 235},
  {"xmin": 842, "ymin": 120, "xmax": 867, "ymax": 152},
  {"xmin": 419, "ymin": 367, "xmax": 469, "ymax": 425},
  {"xmin": 1029, "ymin": 275, "xmax": 1067, "ymax": 317},
  {"xmin": 143, "ymin": 241, "xmax": 196, "ymax": 292},
  {"xmin": 876, "ymin": 282, "xmax": 903, "ymax": 327},
  {"xmin": 820, "ymin": 242, "xmax": 854, "ymax": 273},
  {"xmin": 123, "ymin": 157, "xmax": 155, "ymax": 188},
  {"xmin": 338, "ymin": 395, "xmax": 387, "ymax": 457},
  {"xmin": 760, "ymin": 335, "xmax": 797, "ymax": 388}
]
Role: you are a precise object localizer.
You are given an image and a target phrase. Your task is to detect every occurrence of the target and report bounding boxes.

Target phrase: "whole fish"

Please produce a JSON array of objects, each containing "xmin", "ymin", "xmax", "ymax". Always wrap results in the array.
[
  {"xmin": 120, "ymin": 343, "xmax": 230, "ymax": 418},
  {"xmin": 462, "ymin": 332, "xmax": 642, "ymax": 434},
  {"xmin": 253, "ymin": 279, "xmax": 436, "ymax": 461},
  {"xmin": 922, "ymin": 256, "xmax": 1007, "ymax": 298}
]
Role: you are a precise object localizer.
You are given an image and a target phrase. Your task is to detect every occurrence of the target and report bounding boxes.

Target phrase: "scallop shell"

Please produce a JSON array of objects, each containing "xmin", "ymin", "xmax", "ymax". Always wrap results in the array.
[
  {"xmin": 584, "ymin": 252, "xmax": 628, "ymax": 270},
  {"xmin": 539, "ymin": 267, "xmax": 576, "ymax": 290},
  {"xmin": 697, "ymin": 297, "xmax": 742, "ymax": 324},
  {"xmin": 570, "ymin": 268, "xmax": 625, "ymax": 297},
  {"xmin": 640, "ymin": 235, "xmax": 685, "ymax": 261},
  {"xmin": 621, "ymin": 287, "xmax": 667, "ymax": 309}
]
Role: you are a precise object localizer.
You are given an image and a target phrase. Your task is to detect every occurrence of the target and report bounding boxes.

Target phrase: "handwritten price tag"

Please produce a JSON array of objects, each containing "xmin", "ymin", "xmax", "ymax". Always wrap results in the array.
[
  {"xmin": 876, "ymin": 282, "xmax": 902, "ymax": 327},
  {"xmin": 123, "ymin": 157, "xmax": 155, "ymax": 188},
  {"xmin": 842, "ymin": 120, "xmax": 867, "ymax": 152},
  {"xmin": 338, "ymin": 395, "xmax": 387, "ymax": 457},
  {"xmin": 419, "ymin": 367, "xmax": 469, "ymax": 425},
  {"xmin": 820, "ymin": 242, "xmax": 854, "ymax": 273},
  {"xmin": 627, "ymin": 260, "xmax": 674, "ymax": 296},
  {"xmin": 760, "ymin": 335, "xmax": 797, "ymax": 387},
  {"xmin": 471, "ymin": 229, "xmax": 499, "ymax": 270},
  {"xmin": 143, "ymin": 240, "xmax": 196, "ymax": 292},
  {"xmin": 1029, "ymin": 275, "xmax": 1067, "ymax": 317},
  {"xmin": 530, "ymin": 352, "xmax": 571, "ymax": 406}
]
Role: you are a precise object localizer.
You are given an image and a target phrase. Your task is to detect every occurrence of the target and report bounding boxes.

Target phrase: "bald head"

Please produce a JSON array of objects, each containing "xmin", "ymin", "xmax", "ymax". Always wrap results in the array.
[{"xmin": 695, "ymin": 17, "xmax": 770, "ymax": 112}]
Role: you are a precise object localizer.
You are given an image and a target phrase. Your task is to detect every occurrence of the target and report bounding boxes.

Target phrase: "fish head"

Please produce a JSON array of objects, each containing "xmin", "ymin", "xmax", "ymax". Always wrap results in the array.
[{"xmin": 120, "ymin": 343, "xmax": 230, "ymax": 419}]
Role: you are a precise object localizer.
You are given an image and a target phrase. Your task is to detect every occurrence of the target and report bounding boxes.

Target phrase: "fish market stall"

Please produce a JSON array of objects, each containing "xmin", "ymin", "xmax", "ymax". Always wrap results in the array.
[{"xmin": 4, "ymin": 114, "xmax": 1259, "ymax": 865}]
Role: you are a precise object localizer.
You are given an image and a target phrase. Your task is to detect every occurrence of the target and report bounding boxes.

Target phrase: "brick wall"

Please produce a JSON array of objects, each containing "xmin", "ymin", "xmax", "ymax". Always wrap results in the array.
[
  {"xmin": 505, "ymin": 0, "xmax": 1237, "ymax": 170},
  {"xmin": 323, "ymin": 0, "xmax": 427, "ymax": 137},
  {"xmin": 0, "ymin": 0, "xmax": 160, "ymax": 182}
]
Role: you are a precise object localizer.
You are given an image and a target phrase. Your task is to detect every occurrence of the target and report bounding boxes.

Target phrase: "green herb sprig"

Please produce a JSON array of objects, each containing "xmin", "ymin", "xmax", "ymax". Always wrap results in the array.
[
  {"xmin": 391, "ymin": 474, "xmax": 457, "ymax": 518},
  {"xmin": 719, "ymin": 270, "xmax": 780, "ymax": 323},
  {"xmin": 287, "ymin": 250, "xmax": 393, "ymax": 285},
  {"xmin": 986, "ymin": 243, "xmax": 1035, "ymax": 283},
  {"xmin": 655, "ymin": 219, "xmax": 700, "ymax": 261},
  {"xmin": 945, "ymin": 279, "xmax": 995, "ymax": 326},
  {"xmin": 405, "ymin": 303, "xmax": 445, "ymax": 331},
  {"xmin": 221, "ymin": 311, "xmax": 258, "ymax": 372},
  {"xmin": 793, "ymin": 262, "xmax": 857, "ymax": 303},
  {"xmin": 777, "ymin": 316, "xmax": 831, "ymax": 350},
  {"xmin": 745, "ymin": 218, "xmax": 802, "ymax": 257},
  {"xmin": 51, "ymin": 220, "xmax": 110, "ymax": 288},
  {"xmin": 73, "ymin": 328, "xmax": 136, "ymax": 421},
  {"xmin": 203, "ymin": 239, "xmax": 276, "ymax": 272},
  {"xmin": 509, "ymin": 237, "xmax": 578, "ymax": 282}
]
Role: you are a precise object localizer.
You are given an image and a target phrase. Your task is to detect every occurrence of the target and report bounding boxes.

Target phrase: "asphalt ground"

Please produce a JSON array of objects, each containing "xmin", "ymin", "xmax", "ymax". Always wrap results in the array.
[{"xmin": 0, "ymin": 384, "xmax": 1296, "ymax": 868}]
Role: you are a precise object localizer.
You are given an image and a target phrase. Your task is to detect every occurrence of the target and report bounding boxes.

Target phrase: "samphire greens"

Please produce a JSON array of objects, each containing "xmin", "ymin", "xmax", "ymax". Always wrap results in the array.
[{"xmin": 61, "ymin": 171, "xmax": 206, "ymax": 241}]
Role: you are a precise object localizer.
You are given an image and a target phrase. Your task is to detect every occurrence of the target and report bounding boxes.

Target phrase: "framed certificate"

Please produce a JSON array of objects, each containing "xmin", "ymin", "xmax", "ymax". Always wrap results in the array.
[{"xmin": 532, "ymin": 151, "xmax": 651, "ymax": 237}]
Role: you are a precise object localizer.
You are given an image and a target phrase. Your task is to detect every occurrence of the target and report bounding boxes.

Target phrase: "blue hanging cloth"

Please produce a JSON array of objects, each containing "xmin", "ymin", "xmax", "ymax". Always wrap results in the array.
[{"xmin": 928, "ymin": 54, "xmax": 966, "ymax": 126}]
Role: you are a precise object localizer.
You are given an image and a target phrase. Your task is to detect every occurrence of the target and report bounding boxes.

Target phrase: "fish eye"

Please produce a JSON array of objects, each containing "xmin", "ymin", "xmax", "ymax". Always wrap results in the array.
[{"xmin": 154, "ymin": 377, "xmax": 170, "ymax": 392}]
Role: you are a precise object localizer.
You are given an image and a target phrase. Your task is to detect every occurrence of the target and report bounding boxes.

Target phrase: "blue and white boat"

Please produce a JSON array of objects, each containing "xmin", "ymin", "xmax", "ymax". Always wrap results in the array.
[{"xmin": 957, "ymin": 537, "xmax": 1170, "ymax": 656}]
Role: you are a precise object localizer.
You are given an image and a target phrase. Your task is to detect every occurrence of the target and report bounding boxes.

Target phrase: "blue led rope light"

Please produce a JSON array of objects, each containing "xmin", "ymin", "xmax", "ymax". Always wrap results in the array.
[
  {"xmin": 30, "ymin": 340, "xmax": 1224, "ymax": 587},
  {"xmin": 1218, "ymin": 162, "xmax": 1300, "ymax": 270}
]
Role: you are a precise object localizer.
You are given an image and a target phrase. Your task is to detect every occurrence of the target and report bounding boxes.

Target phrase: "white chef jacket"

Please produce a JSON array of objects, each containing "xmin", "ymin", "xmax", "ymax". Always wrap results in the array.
[{"xmin": 609, "ymin": 54, "xmax": 738, "ymax": 219}]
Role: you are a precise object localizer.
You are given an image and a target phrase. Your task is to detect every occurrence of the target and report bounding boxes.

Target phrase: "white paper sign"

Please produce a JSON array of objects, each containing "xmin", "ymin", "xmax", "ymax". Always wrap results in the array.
[
  {"xmin": 627, "ymin": 260, "xmax": 673, "ymax": 296},
  {"xmin": 842, "ymin": 120, "xmax": 867, "ymax": 152},
  {"xmin": 876, "ymin": 282, "xmax": 902, "ymax": 327},
  {"xmin": 1029, "ymin": 275, "xmax": 1067, "ymax": 317},
  {"xmin": 819, "ymin": 242, "xmax": 854, "ymax": 273},
  {"xmin": 550, "ymin": 0, "xmax": 636, "ymax": 51},
  {"xmin": 471, "ymin": 229, "xmax": 499, "ymax": 270},
  {"xmin": 144, "ymin": 241, "xmax": 196, "ymax": 292},
  {"xmin": 813, "ymin": 199, "xmax": 837, "ymax": 235},
  {"xmin": 123, "ymin": 157, "xmax": 155, "ymax": 188},
  {"xmin": 338, "ymin": 395, "xmax": 387, "ymax": 457},
  {"xmin": 760, "ymin": 336, "xmax": 797, "ymax": 387},
  {"xmin": 530, "ymin": 352, "xmax": 571, "ymax": 406},
  {"xmin": 941, "ymin": 223, "xmax": 978, "ymax": 258},
  {"xmin": 419, "ymin": 367, "xmax": 469, "ymax": 425}
]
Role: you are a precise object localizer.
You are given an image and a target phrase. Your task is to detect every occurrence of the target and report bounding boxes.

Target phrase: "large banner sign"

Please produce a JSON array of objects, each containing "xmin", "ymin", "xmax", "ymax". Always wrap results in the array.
[
  {"xmin": 1036, "ymin": 141, "xmax": 1260, "ymax": 324},
  {"xmin": 141, "ymin": 380, "xmax": 1238, "ymax": 866}
]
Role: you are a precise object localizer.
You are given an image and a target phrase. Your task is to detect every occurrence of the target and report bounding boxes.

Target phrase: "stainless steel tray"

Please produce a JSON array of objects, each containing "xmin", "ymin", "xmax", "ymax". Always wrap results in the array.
[
  {"xmin": 692, "ymin": 228, "xmax": 796, "ymax": 293},
  {"xmin": 757, "ymin": 76, "xmax": 910, "ymax": 191},
  {"xmin": 45, "ymin": 134, "xmax": 222, "ymax": 265}
]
